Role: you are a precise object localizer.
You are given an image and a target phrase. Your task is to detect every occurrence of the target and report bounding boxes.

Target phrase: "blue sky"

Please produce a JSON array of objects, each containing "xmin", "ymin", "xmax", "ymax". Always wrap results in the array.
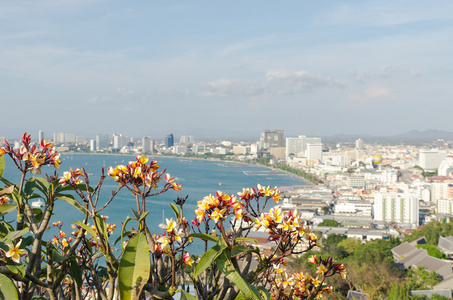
[{"xmin": 1, "ymin": 1, "xmax": 453, "ymax": 139}]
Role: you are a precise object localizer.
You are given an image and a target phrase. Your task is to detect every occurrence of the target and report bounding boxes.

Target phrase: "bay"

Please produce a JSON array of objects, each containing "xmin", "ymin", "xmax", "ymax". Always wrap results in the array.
[{"xmin": 2, "ymin": 153, "xmax": 306, "ymax": 254}]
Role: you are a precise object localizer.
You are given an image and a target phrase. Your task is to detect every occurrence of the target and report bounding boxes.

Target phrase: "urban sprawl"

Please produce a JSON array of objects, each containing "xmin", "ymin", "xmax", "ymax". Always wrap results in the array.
[{"xmin": 2, "ymin": 129, "xmax": 453, "ymax": 296}]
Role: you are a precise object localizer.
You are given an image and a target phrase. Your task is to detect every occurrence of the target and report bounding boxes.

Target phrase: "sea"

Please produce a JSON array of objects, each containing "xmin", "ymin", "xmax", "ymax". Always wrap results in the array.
[{"xmin": 2, "ymin": 153, "xmax": 307, "ymax": 255}]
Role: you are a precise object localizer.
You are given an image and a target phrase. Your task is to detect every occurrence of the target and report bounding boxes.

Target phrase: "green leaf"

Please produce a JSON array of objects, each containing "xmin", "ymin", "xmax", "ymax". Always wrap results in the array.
[
  {"xmin": 95, "ymin": 214, "xmax": 109, "ymax": 245},
  {"xmin": 32, "ymin": 177, "xmax": 49, "ymax": 194},
  {"xmin": 119, "ymin": 217, "xmax": 134, "ymax": 250},
  {"xmin": 138, "ymin": 211, "xmax": 149, "ymax": 222},
  {"xmin": 58, "ymin": 195, "xmax": 87, "ymax": 215},
  {"xmin": 118, "ymin": 232, "xmax": 150, "ymax": 300},
  {"xmin": 189, "ymin": 233, "xmax": 219, "ymax": 243},
  {"xmin": 256, "ymin": 286, "xmax": 270, "ymax": 300},
  {"xmin": 179, "ymin": 290, "xmax": 197, "ymax": 300},
  {"xmin": 0, "ymin": 273, "xmax": 19, "ymax": 300},
  {"xmin": 193, "ymin": 244, "xmax": 226, "ymax": 277},
  {"xmin": 23, "ymin": 178, "xmax": 36, "ymax": 198},
  {"xmin": 130, "ymin": 208, "xmax": 140, "ymax": 220},
  {"xmin": 74, "ymin": 222, "xmax": 97, "ymax": 239},
  {"xmin": 170, "ymin": 203, "xmax": 180, "ymax": 219},
  {"xmin": 52, "ymin": 250, "xmax": 67, "ymax": 263},
  {"xmin": 6, "ymin": 263, "xmax": 25, "ymax": 278},
  {"xmin": 231, "ymin": 244, "xmax": 260, "ymax": 257},
  {"xmin": 9, "ymin": 191, "xmax": 22, "ymax": 206},
  {"xmin": 5, "ymin": 228, "xmax": 29, "ymax": 241},
  {"xmin": 0, "ymin": 156, "xmax": 5, "ymax": 178},
  {"xmin": 70, "ymin": 259, "xmax": 83, "ymax": 288},
  {"xmin": 215, "ymin": 251, "xmax": 262, "ymax": 300},
  {"xmin": 234, "ymin": 237, "xmax": 259, "ymax": 244},
  {"xmin": 0, "ymin": 205, "xmax": 16, "ymax": 217}
]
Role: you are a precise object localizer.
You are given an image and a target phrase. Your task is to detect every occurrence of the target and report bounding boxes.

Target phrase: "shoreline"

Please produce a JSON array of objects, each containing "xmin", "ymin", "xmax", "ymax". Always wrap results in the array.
[{"xmin": 63, "ymin": 152, "xmax": 312, "ymax": 186}]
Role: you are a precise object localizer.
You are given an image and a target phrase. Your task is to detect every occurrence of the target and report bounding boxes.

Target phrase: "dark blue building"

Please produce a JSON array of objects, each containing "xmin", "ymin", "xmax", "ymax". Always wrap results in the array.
[{"xmin": 165, "ymin": 134, "xmax": 174, "ymax": 147}]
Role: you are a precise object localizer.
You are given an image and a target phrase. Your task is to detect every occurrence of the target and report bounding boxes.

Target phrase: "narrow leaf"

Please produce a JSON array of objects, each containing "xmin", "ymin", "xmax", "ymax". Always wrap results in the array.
[
  {"xmin": 0, "ymin": 273, "xmax": 19, "ymax": 300},
  {"xmin": 70, "ymin": 259, "xmax": 83, "ymax": 288},
  {"xmin": 23, "ymin": 178, "xmax": 36, "ymax": 198},
  {"xmin": 0, "ymin": 205, "xmax": 16, "ymax": 216},
  {"xmin": 118, "ymin": 232, "xmax": 150, "ymax": 300},
  {"xmin": 0, "ymin": 156, "xmax": 5, "ymax": 177},
  {"xmin": 138, "ymin": 211, "xmax": 149, "ymax": 222},
  {"xmin": 95, "ymin": 214, "xmax": 109, "ymax": 245},
  {"xmin": 180, "ymin": 290, "xmax": 197, "ymax": 300},
  {"xmin": 6, "ymin": 264, "xmax": 25, "ymax": 278},
  {"xmin": 194, "ymin": 244, "xmax": 226, "ymax": 277},
  {"xmin": 216, "ymin": 251, "xmax": 262, "ymax": 300},
  {"xmin": 74, "ymin": 222, "xmax": 97, "ymax": 239},
  {"xmin": 170, "ymin": 203, "xmax": 180, "ymax": 219},
  {"xmin": 58, "ymin": 195, "xmax": 87, "ymax": 215},
  {"xmin": 231, "ymin": 244, "xmax": 260, "ymax": 257},
  {"xmin": 235, "ymin": 237, "xmax": 259, "ymax": 244},
  {"xmin": 189, "ymin": 233, "xmax": 219, "ymax": 243},
  {"xmin": 5, "ymin": 228, "xmax": 29, "ymax": 241}
]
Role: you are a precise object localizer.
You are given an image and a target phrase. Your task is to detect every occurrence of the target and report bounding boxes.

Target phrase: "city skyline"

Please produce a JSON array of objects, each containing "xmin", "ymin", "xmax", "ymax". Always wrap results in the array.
[{"xmin": 1, "ymin": 1, "xmax": 453, "ymax": 138}]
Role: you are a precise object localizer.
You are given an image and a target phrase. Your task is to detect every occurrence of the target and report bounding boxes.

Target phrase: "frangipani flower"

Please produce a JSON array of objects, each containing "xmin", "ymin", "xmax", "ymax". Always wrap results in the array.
[
  {"xmin": 183, "ymin": 252, "xmax": 194, "ymax": 266},
  {"xmin": 6, "ymin": 240, "xmax": 27, "ymax": 263}
]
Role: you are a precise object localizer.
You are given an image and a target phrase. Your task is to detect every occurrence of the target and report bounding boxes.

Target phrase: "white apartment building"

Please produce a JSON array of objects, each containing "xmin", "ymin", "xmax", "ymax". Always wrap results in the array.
[
  {"xmin": 334, "ymin": 201, "xmax": 372, "ymax": 216},
  {"xmin": 142, "ymin": 137, "xmax": 155, "ymax": 153},
  {"xmin": 65, "ymin": 133, "xmax": 75, "ymax": 144},
  {"xmin": 419, "ymin": 150, "xmax": 447, "ymax": 170},
  {"xmin": 173, "ymin": 145, "xmax": 187, "ymax": 154},
  {"xmin": 373, "ymin": 192, "xmax": 419, "ymax": 228},
  {"xmin": 192, "ymin": 144, "xmax": 205, "ymax": 154},
  {"xmin": 381, "ymin": 170, "xmax": 398, "ymax": 184},
  {"xmin": 113, "ymin": 134, "xmax": 129, "ymax": 150},
  {"xmin": 307, "ymin": 143, "xmax": 323, "ymax": 162},
  {"xmin": 438, "ymin": 199, "xmax": 453, "ymax": 214},
  {"xmin": 285, "ymin": 135, "xmax": 321, "ymax": 157},
  {"xmin": 430, "ymin": 182, "xmax": 453, "ymax": 205}
]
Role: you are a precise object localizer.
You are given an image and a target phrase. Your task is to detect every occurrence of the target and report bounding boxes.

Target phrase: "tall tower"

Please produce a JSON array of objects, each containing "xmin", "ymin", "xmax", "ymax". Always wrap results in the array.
[
  {"xmin": 38, "ymin": 130, "xmax": 45, "ymax": 142},
  {"xmin": 165, "ymin": 134, "xmax": 174, "ymax": 148}
]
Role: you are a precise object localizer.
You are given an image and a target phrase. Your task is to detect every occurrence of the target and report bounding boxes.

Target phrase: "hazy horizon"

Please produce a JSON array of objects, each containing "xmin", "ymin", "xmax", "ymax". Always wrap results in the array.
[{"xmin": 1, "ymin": 1, "xmax": 452, "ymax": 138}]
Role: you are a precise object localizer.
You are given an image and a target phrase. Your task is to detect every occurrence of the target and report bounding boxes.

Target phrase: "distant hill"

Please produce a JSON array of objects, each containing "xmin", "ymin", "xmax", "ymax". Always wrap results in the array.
[{"xmin": 322, "ymin": 129, "xmax": 453, "ymax": 146}]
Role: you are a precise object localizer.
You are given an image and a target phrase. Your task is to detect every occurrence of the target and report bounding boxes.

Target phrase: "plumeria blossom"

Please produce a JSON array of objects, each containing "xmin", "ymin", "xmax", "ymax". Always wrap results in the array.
[
  {"xmin": 183, "ymin": 252, "xmax": 194, "ymax": 266},
  {"xmin": 164, "ymin": 173, "xmax": 182, "ymax": 191},
  {"xmin": 107, "ymin": 156, "xmax": 174, "ymax": 191},
  {"xmin": 0, "ymin": 133, "xmax": 62, "ymax": 173},
  {"xmin": 6, "ymin": 240, "xmax": 27, "ymax": 263},
  {"xmin": 59, "ymin": 168, "xmax": 84, "ymax": 186},
  {"xmin": 159, "ymin": 218, "xmax": 177, "ymax": 232},
  {"xmin": 0, "ymin": 196, "xmax": 9, "ymax": 205}
]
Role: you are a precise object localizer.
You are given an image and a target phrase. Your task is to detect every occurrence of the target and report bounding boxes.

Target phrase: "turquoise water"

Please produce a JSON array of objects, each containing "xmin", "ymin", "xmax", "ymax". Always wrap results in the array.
[{"xmin": 2, "ymin": 154, "xmax": 306, "ymax": 254}]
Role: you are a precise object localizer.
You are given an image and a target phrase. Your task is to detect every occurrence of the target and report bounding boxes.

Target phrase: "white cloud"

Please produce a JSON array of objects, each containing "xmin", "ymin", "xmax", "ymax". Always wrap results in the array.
[
  {"xmin": 365, "ymin": 87, "xmax": 393, "ymax": 99},
  {"xmin": 200, "ymin": 70, "xmax": 344, "ymax": 98}
]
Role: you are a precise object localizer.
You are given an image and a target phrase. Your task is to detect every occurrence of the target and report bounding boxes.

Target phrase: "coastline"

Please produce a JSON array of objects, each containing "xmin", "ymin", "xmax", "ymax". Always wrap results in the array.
[{"xmin": 63, "ymin": 152, "xmax": 312, "ymax": 186}]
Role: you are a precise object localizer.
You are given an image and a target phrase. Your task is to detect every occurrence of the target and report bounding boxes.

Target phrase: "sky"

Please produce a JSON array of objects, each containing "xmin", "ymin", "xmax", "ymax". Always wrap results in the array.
[{"xmin": 1, "ymin": 0, "xmax": 453, "ymax": 140}]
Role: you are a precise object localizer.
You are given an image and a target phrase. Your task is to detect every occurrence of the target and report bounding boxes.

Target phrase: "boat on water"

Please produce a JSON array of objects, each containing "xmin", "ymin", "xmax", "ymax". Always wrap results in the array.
[{"xmin": 31, "ymin": 199, "xmax": 45, "ymax": 208}]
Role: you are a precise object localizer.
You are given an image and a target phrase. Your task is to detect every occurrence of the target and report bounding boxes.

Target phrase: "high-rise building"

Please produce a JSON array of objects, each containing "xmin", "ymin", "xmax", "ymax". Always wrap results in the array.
[
  {"xmin": 142, "ymin": 137, "xmax": 155, "ymax": 153},
  {"xmin": 113, "ymin": 133, "xmax": 128, "ymax": 150},
  {"xmin": 53, "ymin": 133, "xmax": 65, "ymax": 144},
  {"xmin": 355, "ymin": 138, "xmax": 364, "ymax": 150},
  {"xmin": 192, "ymin": 144, "xmax": 205, "ymax": 154},
  {"xmin": 38, "ymin": 130, "xmax": 44, "ymax": 142},
  {"xmin": 96, "ymin": 134, "xmax": 109, "ymax": 151},
  {"xmin": 261, "ymin": 130, "xmax": 284, "ymax": 149},
  {"xmin": 180, "ymin": 135, "xmax": 194, "ymax": 144},
  {"xmin": 285, "ymin": 135, "xmax": 322, "ymax": 157},
  {"xmin": 306, "ymin": 143, "xmax": 323, "ymax": 161},
  {"xmin": 373, "ymin": 192, "xmax": 419, "ymax": 228},
  {"xmin": 165, "ymin": 134, "xmax": 174, "ymax": 148},
  {"xmin": 65, "ymin": 133, "xmax": 75, "ymax": 144},
  {"xmin": 419, "ymin": 150, "xmax": 447, "ymax": 170},
  {"xmin": 90, "ymin": 139, "xmax": 96, "ymax": 152}
]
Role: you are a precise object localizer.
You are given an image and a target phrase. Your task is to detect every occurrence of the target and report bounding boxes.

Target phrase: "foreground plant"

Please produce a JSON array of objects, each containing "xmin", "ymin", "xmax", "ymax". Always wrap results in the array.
[{"xmin": 0, "ymin": 133, "xmax": 344, "ymax": 300}]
